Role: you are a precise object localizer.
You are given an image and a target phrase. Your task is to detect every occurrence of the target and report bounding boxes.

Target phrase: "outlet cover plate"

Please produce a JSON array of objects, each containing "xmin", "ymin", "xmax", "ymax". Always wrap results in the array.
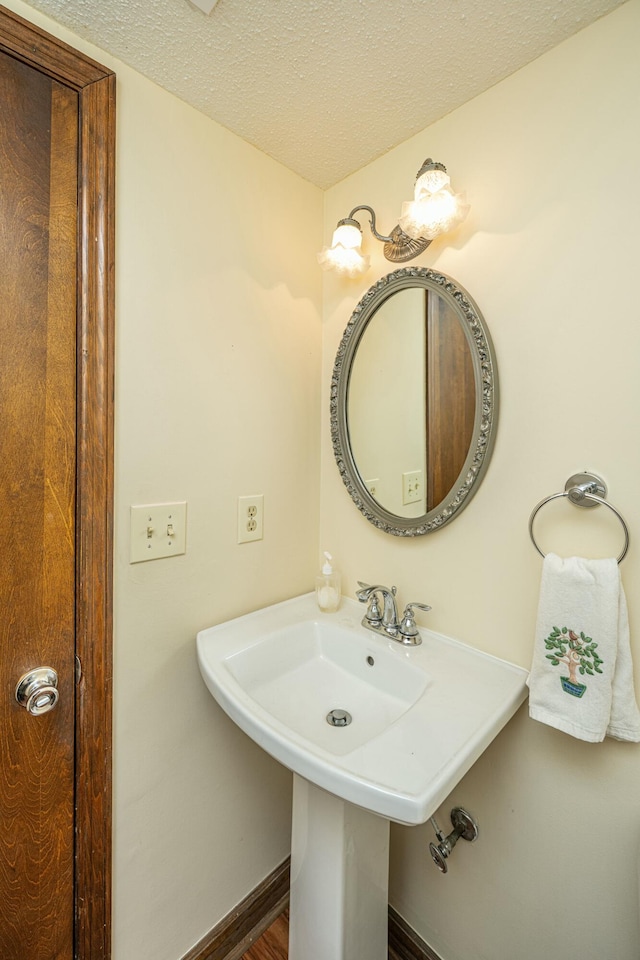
[{"xmin": 237, "ymin": 494, "xmax": 264, "ymax": 543}]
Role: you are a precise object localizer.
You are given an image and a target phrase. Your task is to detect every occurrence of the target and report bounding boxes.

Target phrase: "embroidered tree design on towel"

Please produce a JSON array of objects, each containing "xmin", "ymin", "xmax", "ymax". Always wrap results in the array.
[{"xmin": 544, "ymin": 627, "xmax": 603, "ymax": 697}]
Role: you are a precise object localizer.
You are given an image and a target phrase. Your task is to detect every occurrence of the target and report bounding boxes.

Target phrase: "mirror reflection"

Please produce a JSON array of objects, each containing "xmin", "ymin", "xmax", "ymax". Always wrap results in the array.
[
  {"xmin": 331, "ymin": 267, "xmax": 498, "ymax": 536},
  {"xmin": 347, "ymin": 286, "xmax": 475, "ymax": 518}
]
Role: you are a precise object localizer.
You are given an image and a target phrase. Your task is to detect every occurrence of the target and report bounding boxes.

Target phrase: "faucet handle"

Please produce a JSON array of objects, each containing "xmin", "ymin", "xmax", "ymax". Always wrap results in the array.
[
  {"xmin": 356, "ymin": 582, "xmax": 398, "ymax": 627},
  {"xmin": 356, "ymin": 583, "xmax": 383, "ymax": 624},
  {"xmin": 364, "ymin": 593, "xmax": 383, "ymax": 625},
  {"xmin": 398, "ymin": 601, "xmax": 432, "ymax": 644}
]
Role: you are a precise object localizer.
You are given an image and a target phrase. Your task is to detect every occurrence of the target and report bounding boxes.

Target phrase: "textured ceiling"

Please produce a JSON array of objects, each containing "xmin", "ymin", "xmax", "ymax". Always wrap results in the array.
[{"xmin": 25, "ymin": 0, "xmax": 627, "ymax": 187}]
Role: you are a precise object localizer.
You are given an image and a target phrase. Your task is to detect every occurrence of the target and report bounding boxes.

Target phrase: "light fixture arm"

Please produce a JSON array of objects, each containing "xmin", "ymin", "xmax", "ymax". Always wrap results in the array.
[
  {"xmin": 345, "ymin": 204, "xmax": 432, "ymax": 264},
  {"xmin": 346, "ymin": 205, "xmax": 395, "ymax": 244}
]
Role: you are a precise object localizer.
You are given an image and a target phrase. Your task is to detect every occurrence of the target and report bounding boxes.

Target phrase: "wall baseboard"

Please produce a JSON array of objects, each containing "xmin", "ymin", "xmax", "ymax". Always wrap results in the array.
[
  {"xmin": 180, "ymin": 858, "xmax": 290, "ymax": 960},
  {"xmin": 389, "ymin": 906, "xmax": 443, "ymax": 960},
  {"xmin": 180, "ymin": 855, "xmax": 442, "ymax": 960}
]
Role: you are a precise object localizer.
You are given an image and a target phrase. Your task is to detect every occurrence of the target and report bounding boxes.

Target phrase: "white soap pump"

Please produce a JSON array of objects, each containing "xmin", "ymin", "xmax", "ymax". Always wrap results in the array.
[{"xmin": 316, "ymin": 551, "xmax": 341, "ymax": 612}]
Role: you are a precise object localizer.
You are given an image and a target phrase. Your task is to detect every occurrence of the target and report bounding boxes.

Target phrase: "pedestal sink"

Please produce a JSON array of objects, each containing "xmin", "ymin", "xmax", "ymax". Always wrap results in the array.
[{"xmin": 197, "ymin": 593, "xmax": 528, "ymax": 960}]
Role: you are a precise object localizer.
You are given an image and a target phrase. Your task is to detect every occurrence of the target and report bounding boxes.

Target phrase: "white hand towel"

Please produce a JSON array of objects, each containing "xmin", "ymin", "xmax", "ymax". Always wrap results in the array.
[{"xmin": 527, "ymin": 553, "xmax": 640, "ymax": 742}]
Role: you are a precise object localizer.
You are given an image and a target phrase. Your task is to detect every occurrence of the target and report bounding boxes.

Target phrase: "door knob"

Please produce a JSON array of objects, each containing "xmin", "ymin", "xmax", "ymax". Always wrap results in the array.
[{"xmin": 15, "ymin": 667, "xmax": 59, "ymax": 715}]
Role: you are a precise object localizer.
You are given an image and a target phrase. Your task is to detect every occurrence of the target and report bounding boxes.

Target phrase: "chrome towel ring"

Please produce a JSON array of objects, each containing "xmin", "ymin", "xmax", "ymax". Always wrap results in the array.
[{"xmin": 529, "ymin": 471, "xmax": 629, "ymax": 564}]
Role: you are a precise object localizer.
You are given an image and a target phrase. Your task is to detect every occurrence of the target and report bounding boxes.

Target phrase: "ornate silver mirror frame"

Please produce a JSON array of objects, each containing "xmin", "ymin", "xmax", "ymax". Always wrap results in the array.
[{"xmin": 330, "ymin": 267, "xmax": 499, "ymax": 536}]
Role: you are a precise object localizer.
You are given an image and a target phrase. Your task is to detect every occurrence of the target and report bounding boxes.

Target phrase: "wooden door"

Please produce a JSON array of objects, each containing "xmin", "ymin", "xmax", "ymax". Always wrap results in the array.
[
  {"xmin": 0, "ymin": 51, "xmax": 77, "ymax": 957},
  {"xmin": 0, "ymin": 7, "xmax": 115, "ymax": 958},
  {"xmin": 426, "ymin": 291, "xmax": 476, "ymax": 511}
]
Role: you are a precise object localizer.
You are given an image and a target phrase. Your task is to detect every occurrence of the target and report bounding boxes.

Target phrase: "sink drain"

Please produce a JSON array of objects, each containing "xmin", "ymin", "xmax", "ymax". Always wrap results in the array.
[{"xmin": 326, "ymin": 708, "xmax": 352, "ymax": 727}]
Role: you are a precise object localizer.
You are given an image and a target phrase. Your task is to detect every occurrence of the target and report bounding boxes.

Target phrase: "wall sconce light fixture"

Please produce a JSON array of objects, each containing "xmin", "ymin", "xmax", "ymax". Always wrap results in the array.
[{"xmin": 318, "ymin": 159, "xmax": 469, "ymax": 278}]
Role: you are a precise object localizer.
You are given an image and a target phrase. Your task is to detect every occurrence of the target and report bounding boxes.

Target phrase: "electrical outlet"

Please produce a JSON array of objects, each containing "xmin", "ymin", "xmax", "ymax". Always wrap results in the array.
[
  {"xmin": 130, "ymin": 502, "xmax": 187, "ymax": 562},
  {"xmin": 238, "ymin": 494, "xmax": 264, "ymax": 543},
  {"xmin": 402, "ymin": 470, "xmax": 424, "ymax": 505},
  {"xmin": 365, "ymin": 478, "xmax": 380, "ymax": 498}
]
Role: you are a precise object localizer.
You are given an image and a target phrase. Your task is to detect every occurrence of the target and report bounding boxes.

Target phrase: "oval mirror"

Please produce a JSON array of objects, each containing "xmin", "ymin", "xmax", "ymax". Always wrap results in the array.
[{"xmin": 330, "ymin": 267, "xmax": 498, "ymax": 536}]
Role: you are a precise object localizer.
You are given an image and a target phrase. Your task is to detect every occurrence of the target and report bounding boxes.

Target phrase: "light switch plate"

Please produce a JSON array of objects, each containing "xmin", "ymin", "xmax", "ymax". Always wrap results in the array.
[
  {"xmin": 402, "ymin": 470, "xmax": 424, "ymax": 505},
  {"xmin": 130, "ymin": 502, "xmax": 187, "ymax": 563}
]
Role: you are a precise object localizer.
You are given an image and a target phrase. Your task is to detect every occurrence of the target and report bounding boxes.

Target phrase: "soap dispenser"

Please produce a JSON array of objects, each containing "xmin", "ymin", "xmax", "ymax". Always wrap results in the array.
[{"xmin": 316, "ymin": 551, "xmax": 341, "ymax": 612}]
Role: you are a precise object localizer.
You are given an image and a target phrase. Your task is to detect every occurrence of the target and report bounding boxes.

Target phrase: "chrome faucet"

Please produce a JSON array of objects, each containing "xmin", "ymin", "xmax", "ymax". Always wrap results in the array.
[
  {"xmin": 356, "ymin": 583, "xmax": 400, "ymax": 633},
  {"xmin": 356, "ymin": 582, "xmax": 431, "ymax": 646}
]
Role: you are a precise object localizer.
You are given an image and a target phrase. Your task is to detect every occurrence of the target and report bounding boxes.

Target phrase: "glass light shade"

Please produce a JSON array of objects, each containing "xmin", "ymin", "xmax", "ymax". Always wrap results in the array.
[
  {"xmin": 317, "ymin": 221, "xmax": 370, "ymax": 277},
  {"xmin": 415, "ymin": 167, "xmax": 450, "ymax": 197},
  {"xmin": 331, "ymin": 221, "xmax": 362, "ymax": 250},
  {"xmin": 399, "ymin": 185, "xmax": 469, "ymax": 241}
]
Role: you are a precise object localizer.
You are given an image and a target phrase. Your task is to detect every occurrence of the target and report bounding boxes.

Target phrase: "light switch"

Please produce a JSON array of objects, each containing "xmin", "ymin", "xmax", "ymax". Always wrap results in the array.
[
  {"xmin": 130, "ymin": 502, "xmax": 187, "ymax": 563},
  {"xmin": 402, "ymin": 470, "xmax": 424, "ymax": 505}
]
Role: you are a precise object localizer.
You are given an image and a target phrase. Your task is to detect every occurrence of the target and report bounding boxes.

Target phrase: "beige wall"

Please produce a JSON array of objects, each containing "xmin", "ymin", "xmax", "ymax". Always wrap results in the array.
[
  {"xmin": 5, "ymin": 2, "xmax": 322, "ymax": 958},
  {"xmin": 321, "ymin": 2, "xmax": 640, "ymax": 958},
  {"xmin": 112, "ymin": 75, "xmax": 321, "ymax": 960}
]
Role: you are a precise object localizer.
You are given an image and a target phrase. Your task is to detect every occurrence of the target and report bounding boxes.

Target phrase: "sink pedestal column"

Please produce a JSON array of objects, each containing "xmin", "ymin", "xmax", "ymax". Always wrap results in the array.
[{"xmin": 289, "ymin": 774, "xmax": 390, "ymax": 960}]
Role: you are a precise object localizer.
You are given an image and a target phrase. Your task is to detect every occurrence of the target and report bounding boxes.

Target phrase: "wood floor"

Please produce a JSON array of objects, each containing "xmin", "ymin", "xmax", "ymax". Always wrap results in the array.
[
  {"xmin": 241, "ymin": 909, "xmax": 289, "ymax": 960},
  {"xmin": 239, "ymin": 909, "xmax": 406, "ymax": 960}
]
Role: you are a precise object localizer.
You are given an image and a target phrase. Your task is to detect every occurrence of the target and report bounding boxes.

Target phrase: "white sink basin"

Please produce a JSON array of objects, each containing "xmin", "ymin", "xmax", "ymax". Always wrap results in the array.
[
  {"xmin": 223, "ymin": 618, "xmax": 428, "ymax": 756},
  {"xmin": 197, "ymin": 593, "xmax": 528, "ymax": 825}
]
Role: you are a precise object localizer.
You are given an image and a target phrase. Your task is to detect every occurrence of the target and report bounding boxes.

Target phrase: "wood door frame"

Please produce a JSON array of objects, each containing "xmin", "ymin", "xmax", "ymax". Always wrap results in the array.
[{"xmin": 0, "ymin": 7, "xmax": 114, "ymax": 958}]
